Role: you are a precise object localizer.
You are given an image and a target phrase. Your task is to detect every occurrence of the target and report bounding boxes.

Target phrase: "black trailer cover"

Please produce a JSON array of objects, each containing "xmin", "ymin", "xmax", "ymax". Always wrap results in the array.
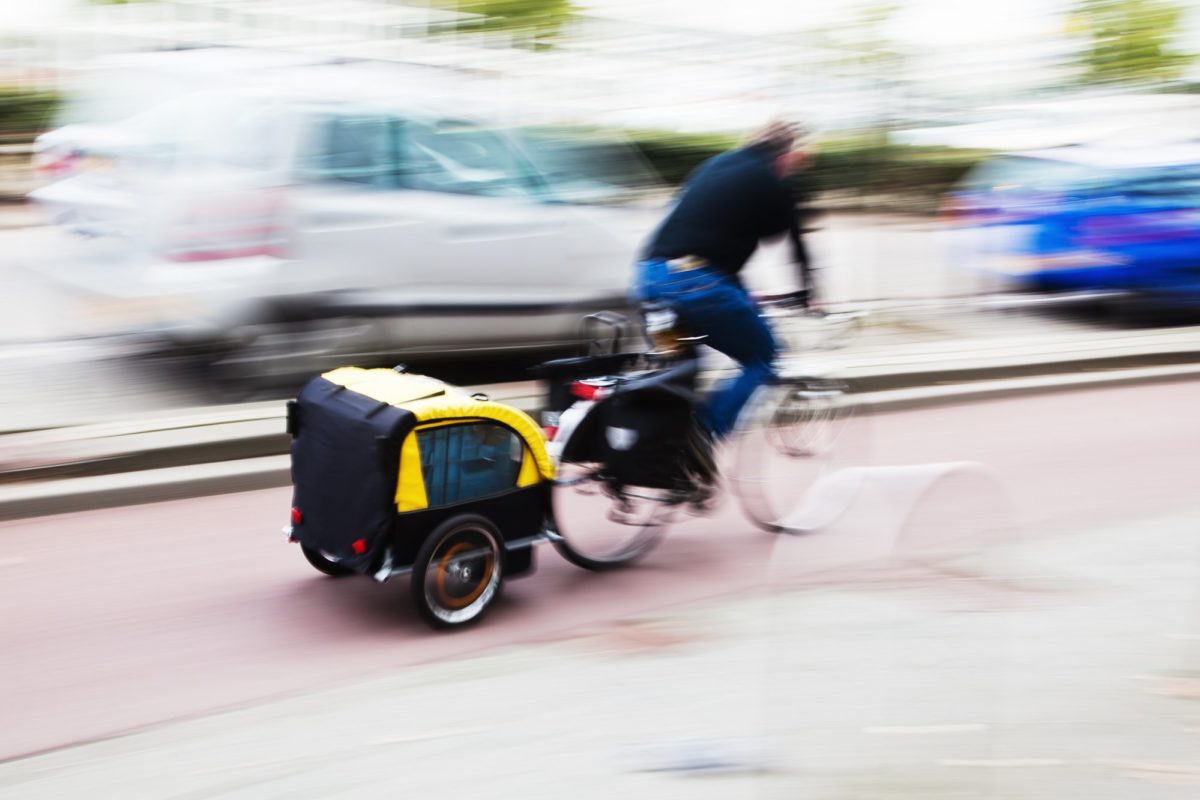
[{"xmin": 289, "ymin": 376, "xmax": 415, "ymax": 569}]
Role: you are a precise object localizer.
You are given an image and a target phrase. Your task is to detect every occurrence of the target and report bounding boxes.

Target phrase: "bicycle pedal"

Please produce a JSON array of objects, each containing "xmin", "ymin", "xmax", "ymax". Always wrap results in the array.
[
  {"xmin": 684, "ymin": 487, "xmax": 721, "ymax": 516},
  {"xmin": 607, "ymin": 507, "xmax": 643, "ymax": 525}
]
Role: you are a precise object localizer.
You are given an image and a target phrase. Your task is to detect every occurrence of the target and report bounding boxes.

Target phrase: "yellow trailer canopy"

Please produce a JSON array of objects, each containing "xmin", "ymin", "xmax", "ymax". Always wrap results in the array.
[{"xmin": 320, "ymin": 368, "xmax": 554, "ymax": 512}]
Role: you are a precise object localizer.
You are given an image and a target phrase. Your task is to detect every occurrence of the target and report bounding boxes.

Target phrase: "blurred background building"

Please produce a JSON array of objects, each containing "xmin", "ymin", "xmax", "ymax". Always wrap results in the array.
[
  {"xmin": 5, "ymin": 0, "xmax": 1200, "ymax": 369},
  {"xmin": 7, "ymin": 1, "xmax": 1200, "ymax": 172}
]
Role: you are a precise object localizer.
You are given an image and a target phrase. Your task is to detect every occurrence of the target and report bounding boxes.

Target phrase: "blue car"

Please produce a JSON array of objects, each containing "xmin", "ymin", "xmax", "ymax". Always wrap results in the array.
[{"xmin": 945, "ymin": 145, "xmax": 1200, "ymax": 313}]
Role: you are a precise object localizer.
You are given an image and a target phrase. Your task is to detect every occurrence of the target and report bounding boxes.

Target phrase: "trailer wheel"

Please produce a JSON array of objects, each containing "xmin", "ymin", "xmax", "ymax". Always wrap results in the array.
[
  {"xmin": 412, "ymin": 515, "xmax": 503, "ymax": 629},
  {"xmin": 301, "ymin": 544, "xmax": 355, "ymax": 577}
]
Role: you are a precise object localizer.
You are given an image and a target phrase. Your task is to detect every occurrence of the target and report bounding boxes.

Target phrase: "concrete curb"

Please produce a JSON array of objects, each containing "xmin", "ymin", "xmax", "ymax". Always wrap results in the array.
[
  {"xmin": 855, "ymin": 361, "xmax": 1200, "ymax": 413},
  {"xmin": 0, "ymin": 456, "xmax": 291, "ymax": 522},
  {"xmin": 1, "ymin": 361, "xmax": 1196, "ymax": 522},
  {"xmin": 5, "ymin": 330, "xmax": 1200, "ymax": 486}
]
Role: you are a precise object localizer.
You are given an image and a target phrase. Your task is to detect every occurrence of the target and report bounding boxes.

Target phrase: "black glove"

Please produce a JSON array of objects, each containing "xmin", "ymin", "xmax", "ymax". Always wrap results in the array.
[
  {"xmin": 778, "ymin": 288, "xmax": 810, "ymax": 309},
  {"xmin": 755, "ymin": 289, "xmax": 809, "ymax": 309}
]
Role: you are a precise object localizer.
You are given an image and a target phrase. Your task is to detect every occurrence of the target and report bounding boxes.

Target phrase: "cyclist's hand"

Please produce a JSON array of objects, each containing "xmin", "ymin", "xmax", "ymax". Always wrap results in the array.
[{"xmin": 754, "ymin": 289, "xmax": 810, "ymax": 309}]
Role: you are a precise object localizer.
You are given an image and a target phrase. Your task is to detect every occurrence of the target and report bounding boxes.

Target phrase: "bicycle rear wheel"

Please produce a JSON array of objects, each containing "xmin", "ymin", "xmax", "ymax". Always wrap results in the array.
[
  {"xmin": 549, "ymin": 453, "xmax": 677, "ymax": 572},
  {"xmin": 732, "ymin": 380, "xmax": 855, "ymax": 532}
]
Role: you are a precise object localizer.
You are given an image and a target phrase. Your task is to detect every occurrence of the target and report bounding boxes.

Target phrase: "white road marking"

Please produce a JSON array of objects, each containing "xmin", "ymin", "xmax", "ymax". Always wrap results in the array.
[
  {"xmin": 865, "ymin": 723, "xmax": 987, "ymax": 735},
  {"xmin": 1094, "ymin": 759, "xmax": 1200, "ymax": 776},
  {"xmin": 370, "ymin": 727, "xmax": 489, "ymax": 746},
  {"xmin": 941, "ymin": 758, "xmax": 1068, "ymax": 767},
  {"xmin": 0, "ymin": 339, "xmax": 135, "ymax": 362},
  {"xmin": 0, "ymin": 557, "xmax": 29, "ymax": 567}
]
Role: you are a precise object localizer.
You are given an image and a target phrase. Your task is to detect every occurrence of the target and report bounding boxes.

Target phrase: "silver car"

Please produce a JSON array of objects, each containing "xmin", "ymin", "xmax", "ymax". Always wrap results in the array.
[{"xmin": 31, "ymin": 65, "xmax": 661, "ymax": 373}]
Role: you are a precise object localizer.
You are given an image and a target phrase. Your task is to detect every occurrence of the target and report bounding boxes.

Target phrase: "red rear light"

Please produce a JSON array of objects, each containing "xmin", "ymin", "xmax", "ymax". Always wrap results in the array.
[
  {"xmin": 352, "ymin": 539, "xmax": 368, "ymax": 555},
  {"xmin": 165, "ymin": 243, "xmax": 287, "ymax": 263},
  {"xmin": 939, "ymin": 195, "xmax": 963, "ymax": 223},
  {"xmin": 291, "ymin": 507, "xmax": 303, "ymax": 525},
  {"xmin": 541, "ymin": 411, "xmax": 560, "ymax": 440},
  {"xmin": 570, "ymin": 380, "xmax": 614, "ymax": 401},
  {"xmin": 33, "ymin": 149, "xmax": 82, "ymax": 180},
  {"xmin": 163, "ymin": 189, "xmax": 289, "ymax": 263}
]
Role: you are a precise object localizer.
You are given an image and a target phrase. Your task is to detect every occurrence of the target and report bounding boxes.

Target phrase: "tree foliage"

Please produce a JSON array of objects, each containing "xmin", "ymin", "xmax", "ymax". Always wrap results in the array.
[
  {"xmin": 432, "ymin": 0, "xmax": 578, "ymax": 47},
  {"xmin": 1070, "ymin": 0, "xmax": 1195, "ymax": 84},
  {"xmin": 0, "ymin": 88, "xmax": 61, "ymax": 139}
]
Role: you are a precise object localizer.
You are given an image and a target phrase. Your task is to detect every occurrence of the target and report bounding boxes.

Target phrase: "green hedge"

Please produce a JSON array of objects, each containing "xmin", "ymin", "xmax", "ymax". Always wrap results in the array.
[
  {"xmin": 813, "ymin": 140, "xmax": 988, "ymax": 199},
  {"xmin": 0, "ymin": 88, "xmax": 61, "ymax": 140},
  {"xmin": 624, "ymin": 129, "xmax": 989, "ymax": 205},
  {"xmin": 621, "ymin": 129, "xmax": 740, "ymax": 186}
]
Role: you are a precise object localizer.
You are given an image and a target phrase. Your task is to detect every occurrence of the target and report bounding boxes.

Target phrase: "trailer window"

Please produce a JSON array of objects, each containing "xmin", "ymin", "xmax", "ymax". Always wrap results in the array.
[{"xmin": 416, "ymin": 423, "xmax": 523, "ymax": 507}]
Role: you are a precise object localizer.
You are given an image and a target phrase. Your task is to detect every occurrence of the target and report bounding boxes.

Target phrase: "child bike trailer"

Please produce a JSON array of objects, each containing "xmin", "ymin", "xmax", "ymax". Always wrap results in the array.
[{"xmin": 285, "ymin": 367, "xmax": 555, "ymax": 629}]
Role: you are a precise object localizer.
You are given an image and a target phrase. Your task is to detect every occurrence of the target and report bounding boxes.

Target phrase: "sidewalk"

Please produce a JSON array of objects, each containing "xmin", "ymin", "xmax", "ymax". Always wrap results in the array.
[
  {"xmin": 2, "ymin": 509, "xmax": 1197, "ymax": 798},
  {"xmin": 1, "ymin": 304, "xmax": 1198, "ymax": 520}
]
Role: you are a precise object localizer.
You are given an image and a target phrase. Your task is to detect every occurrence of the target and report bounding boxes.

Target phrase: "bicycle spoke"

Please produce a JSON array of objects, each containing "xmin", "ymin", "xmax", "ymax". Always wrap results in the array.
[
  {"xmin": 730, "ymin": 381, "xmax": 856, "ymax": 533},
  {"xmin": 550, "ymin": 458, "xmax": 673, "ymax": 570}
]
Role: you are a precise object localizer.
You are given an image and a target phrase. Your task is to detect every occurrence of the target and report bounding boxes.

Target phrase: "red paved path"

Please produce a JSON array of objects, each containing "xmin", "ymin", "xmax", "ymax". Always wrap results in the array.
[{"xmin": 2, "ymin": 380, "xmax": 1197, "ymax": 761}]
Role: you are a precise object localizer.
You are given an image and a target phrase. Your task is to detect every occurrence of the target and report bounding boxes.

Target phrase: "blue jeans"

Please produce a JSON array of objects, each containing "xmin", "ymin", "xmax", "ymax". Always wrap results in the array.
[{"xmin": 634, "ymin": 258, "xmax": 777, "ymax": 439}]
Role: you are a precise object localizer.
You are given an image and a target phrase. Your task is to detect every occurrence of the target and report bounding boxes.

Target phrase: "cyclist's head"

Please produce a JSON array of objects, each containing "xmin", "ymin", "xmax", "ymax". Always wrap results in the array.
[{"xmin": 747, "ymin": 120, "xmax": 815, "ymax": 175}]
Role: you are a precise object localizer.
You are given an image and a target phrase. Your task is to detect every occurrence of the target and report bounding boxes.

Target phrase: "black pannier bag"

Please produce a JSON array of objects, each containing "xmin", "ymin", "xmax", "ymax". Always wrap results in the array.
[
  {"xmin": 532, "ymin": 352, "xmax": 640, "ymax": 415},
  {"xmin": 599, "ymin": 360, "xmax": 700, "ymax": 489}
]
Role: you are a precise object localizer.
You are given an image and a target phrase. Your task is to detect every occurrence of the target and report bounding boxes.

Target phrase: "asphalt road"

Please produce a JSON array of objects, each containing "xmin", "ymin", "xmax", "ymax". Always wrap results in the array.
[
  {"xmin": 0, "ymin": 211, "xmax": 975, "ymax": 346},
  {"xmin": 0, "ymin": 213, "xmax": 1160, "ymax": 433},
  {"xmin": 1, "ymin": 379, "xmax": 1196, "ymax": 764}
]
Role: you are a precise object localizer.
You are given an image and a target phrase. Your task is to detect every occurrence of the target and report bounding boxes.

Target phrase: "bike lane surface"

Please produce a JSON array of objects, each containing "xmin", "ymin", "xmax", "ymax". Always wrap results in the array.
[{"xmin": 1, "ymin": 379, "xmax": 1197, "ymax": 762}]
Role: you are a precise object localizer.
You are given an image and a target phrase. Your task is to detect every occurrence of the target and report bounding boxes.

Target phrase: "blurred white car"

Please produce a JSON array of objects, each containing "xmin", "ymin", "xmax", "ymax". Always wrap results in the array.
[
  {"xmin": 31, "ymin": 63, "xmax": 662, "ymax": 368},
  {"xmin": 32, "ymin": 48, "xmax": 330, "ymax": 196}
]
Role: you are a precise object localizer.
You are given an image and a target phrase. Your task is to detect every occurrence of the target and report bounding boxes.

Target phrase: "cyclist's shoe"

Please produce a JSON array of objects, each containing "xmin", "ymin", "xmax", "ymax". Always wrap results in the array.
[
  {"xmin": 684, "ymin": 481, "xmax": 720, "ymax": 516},
  {"xmin": 684, "ymin": 422, "xmax": 719, "ymax": 487},
  {"xmin": 679, "ymin": 423, "xmax": 720, "ymax": 515},
  {"xmin": 606, "ymin": 493, "xmax": 641, "ymax": 525}
]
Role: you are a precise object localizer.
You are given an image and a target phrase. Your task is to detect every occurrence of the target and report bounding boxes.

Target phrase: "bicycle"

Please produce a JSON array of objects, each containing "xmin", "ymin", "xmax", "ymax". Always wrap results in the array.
[{"xmin": 534, "ymin": 292, "xmax": 858, "ymax": 571}]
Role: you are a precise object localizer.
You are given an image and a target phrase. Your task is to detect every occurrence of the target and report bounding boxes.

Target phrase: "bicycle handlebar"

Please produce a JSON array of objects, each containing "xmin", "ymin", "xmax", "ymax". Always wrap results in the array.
[{"xmin": 752, "ymin": 288, "xmax": 810, "ymax": 310}]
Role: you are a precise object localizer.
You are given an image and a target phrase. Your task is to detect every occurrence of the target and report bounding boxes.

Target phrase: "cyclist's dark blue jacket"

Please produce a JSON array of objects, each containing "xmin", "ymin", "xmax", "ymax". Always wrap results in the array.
[{"xmin": 643, "ymin": 142, "xmax": 798, "ymax": 277}]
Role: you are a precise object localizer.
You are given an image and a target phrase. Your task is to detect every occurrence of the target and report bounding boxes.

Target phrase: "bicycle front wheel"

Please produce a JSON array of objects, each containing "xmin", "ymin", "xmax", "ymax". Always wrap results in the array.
[
  {"xmin": 767, "ymin": 381, "xmax": 850, "ymax": 458},
  {"xmin": 549, "ymin": 454, "xmax": 676, "ymax": 572},
  {"xmin": 732, "ymin": 380, "xmax": 855, "ymax": 532}
]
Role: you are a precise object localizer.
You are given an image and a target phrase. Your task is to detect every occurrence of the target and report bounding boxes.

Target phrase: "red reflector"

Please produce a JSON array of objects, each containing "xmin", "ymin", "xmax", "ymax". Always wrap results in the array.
[
  {"xmin": 291, "ymin": 507, "xmax": 303, "ymax": 525},
  {"xmin": 570, "ymin": 381, "xmax": 597, "ymax": 400},
  {"xmin": 572, "ymin": 380, "xmax": 618, "ymax": 401},
  {"xmin": 543, "ymin": 425, "xmax": 559, "ymax": 440},
  {"xmin": 352, "ymin": 539, "xmax": 368, "ymax": 555}
]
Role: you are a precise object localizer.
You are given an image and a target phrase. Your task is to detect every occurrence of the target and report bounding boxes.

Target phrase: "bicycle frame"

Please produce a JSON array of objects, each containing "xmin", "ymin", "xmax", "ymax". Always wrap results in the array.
[{"xmin": 537, "ymin": 299, "xmax": 856, "ymax": 542}]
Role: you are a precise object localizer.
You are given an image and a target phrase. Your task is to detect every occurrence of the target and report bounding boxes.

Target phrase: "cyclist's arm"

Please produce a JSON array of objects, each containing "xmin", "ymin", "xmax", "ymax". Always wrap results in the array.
[{"xmin": 788, "ymin": 213, "xmax": 813, "ymax": 298}]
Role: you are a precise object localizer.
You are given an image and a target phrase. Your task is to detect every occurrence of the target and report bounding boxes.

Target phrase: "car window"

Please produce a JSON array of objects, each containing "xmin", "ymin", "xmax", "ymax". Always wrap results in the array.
[
  {"xmin": 398, "ymin": 120, "xmax": 534, "ymax": 198},
  {"xmin": 961, "ymin": 156, "xmax": 1109, "ymax": 196},
  {"xmin": 416, "ymin": 423, "xmax": 524, "ymax": 507},
  {"xmin": 514, "ymin": 126, "xmax": 663, "ymax": 204},
  {"xmin": 302, "ymin": 115, "xmax": 399, "ymax": 187},
  {"xmin": 1120, "ymin": 166, "xmax": 1200, "ymax": 201}
]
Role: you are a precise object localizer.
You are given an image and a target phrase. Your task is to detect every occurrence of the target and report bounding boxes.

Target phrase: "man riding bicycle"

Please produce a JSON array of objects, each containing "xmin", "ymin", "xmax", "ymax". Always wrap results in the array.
[{"xmin": 634, "ymin": 120, "xmax": 814, "ymax": 446}]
